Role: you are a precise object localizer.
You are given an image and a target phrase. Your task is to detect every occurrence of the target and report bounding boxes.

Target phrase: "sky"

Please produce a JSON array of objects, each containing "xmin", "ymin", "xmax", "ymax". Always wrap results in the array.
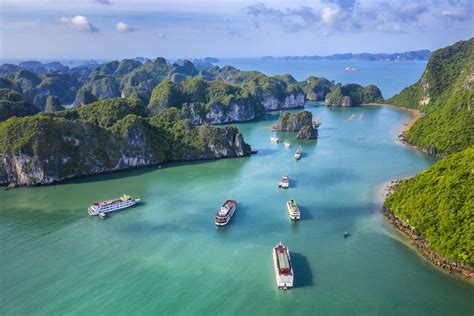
[{"xmin": 0, "ymin": 0, "xmax": 473, "ymax": 59}]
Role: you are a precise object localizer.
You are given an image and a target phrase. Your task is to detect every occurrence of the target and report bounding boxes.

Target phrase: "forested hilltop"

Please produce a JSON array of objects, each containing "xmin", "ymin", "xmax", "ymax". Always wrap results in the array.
[
  {"xmin": 384, "ymin": 38, "xmax": 474, "ymax": 274},
  {"xmin": 0, "ymin": 98, "xmax": 250, "ymax": 186},
  {"xmin": 388, "ymin": 38, "xmax": 473, "ymax": 155},
  {"xmin": 0, "ymin": 58, "xmax": 383, "ymax": 124}
]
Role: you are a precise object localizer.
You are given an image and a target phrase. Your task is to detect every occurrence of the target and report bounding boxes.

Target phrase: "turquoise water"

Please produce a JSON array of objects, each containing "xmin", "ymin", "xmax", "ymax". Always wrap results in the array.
[
  {"xmin": 1, "ymin": 103, "xmax": 473, "ymax": 315},
  {"xmin": 218, "ymin": 58, "xmax": 427, "ymax": 99}
]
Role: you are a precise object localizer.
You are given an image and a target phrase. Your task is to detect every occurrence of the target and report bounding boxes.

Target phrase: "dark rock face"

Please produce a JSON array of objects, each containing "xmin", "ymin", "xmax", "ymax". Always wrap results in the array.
[
  {"xmin": 44, "ymin": 96, "xmax": 65, "ymax": 113},
  {"xmin": 297, "ymin": 125, "xmax": 317, "ymax": 139},
  {"xmin": 274, "ymin": 110, "xmax": 317, "ymax": 140},
  {"xmin": 274, "ymin": 110, "xmax": 312, "ymax": 132},
  {"xmin": 74, "ymin": 89, "xmax": 98, "ymax": 107}
]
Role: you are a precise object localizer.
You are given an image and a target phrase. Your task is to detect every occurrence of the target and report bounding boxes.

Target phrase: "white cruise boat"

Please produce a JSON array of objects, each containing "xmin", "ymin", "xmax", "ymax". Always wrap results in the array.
[
  {"xmin": 270, "ymin": 136, "xmax": 280, "ymax": 143},
  {"xmin": 294, "ymin": 147, "xmax": 302, "ymax": 160},
  {"xmin": 278, "ymin": 173, "xmax": 289, "ymax": 189},
  {"xmin": 287, "ymin": 199, "xmax": 301, "ymax": 221},
  {"xmin": 215, "ymin": 200, "xmax": 237, "ymax": 226},
  {"xmin": 284, "ymin": 142, "xmax": 292, "ymax": 148},
  {"xmin": 273, "ymin": 242, "xmax": 294, "ymax": 289},
  {"xmin": 88, "ymin": 195, "xmax": 140, "ymax": 216}
]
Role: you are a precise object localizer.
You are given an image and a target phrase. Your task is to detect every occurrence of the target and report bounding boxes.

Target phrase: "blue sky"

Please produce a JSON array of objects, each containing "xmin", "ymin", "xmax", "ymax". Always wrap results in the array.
[{"xmin": 0, "ymin": 0, "xmax": 472, "ymax": 59}]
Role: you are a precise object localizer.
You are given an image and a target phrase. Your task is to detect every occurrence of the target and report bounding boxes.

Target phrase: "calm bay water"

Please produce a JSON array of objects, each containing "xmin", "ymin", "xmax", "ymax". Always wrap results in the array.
[
  {"xmin": 218, "ymin": 58, "xmax": 427, "ymax": 99},
  {"xmin": 1, "ymin": 61, "xmax": 473, "ymax": 315}
]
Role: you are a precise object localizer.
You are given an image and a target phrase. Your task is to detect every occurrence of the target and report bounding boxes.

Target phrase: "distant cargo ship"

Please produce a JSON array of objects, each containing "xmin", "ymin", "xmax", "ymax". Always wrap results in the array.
[
  {"xmin": 273, "ymin": 242, "xmax": 294, "ymax": 289},
  {"xmin": 215, "ymin": 200, "xmax": 237, "ymax": 226},
  {"xmin": 345, "ymin": 67, "xmax": 360, "ymax": 72},
  {"xmin": 88, "ymin": 195, "xmax": 140, "ymax": 216}
]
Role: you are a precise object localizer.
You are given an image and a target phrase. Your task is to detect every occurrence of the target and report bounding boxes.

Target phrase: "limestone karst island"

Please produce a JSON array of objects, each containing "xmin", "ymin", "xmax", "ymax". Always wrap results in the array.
[{"xmin": 0, "ymin": 0, "xmax": 473, "ymax": 315}]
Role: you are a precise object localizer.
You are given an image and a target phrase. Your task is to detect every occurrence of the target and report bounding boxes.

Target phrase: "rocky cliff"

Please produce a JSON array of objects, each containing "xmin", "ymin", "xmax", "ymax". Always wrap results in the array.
[
  {"xmin": 0, "ymin": 99, "xmax": 251, "ymax": 186},
  {"xmin": 273, "ymin": 111, "xmax": 317, "ymax": 139},
  {"xmin": 325, "ymin": 84, "xmax": 383, "ymax": 106}
]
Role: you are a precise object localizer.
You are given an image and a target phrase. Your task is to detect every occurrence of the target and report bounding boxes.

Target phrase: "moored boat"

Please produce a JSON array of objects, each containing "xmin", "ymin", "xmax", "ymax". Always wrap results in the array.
[
  {"xmin": 88, "ymin": 195, "xmax": 140, "ymax": 216},
  {"xmin": 278, "ymin": 173, "xmax": 290, "ymax": 189},
  {"xmin": 287, "ymin": 199, "xmax": 300, "ymax": 221},
  {"xmin": 273, "ymin": 242, "xmax": 294, "ymax": 289},
  {"xmin": 98, "ymin": 212, "xmax": 108, "ymax": 219},
  {"xmin": 215, "ymin": 200, "xmax": 237, "ymax": 226},
  {"xmin": 284, "ymin": 142, "xmax": 292, "ymax": 148},
  {"xmin": 294, "ymin": 147, "xmax": 302, "ymax": 160},
  {"xmin": 270, "ymin": 136, "xmax": 280, "ymax": 143}
]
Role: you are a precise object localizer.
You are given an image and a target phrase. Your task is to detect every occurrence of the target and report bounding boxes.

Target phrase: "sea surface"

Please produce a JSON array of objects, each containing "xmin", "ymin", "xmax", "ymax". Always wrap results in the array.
[
  {"xmin": 1, "ymin": 61, "xmax": 473, "ymax": 315},
  {"xmin": 218, "ymin": 58, "xmax": 427, "ymax": 99}
]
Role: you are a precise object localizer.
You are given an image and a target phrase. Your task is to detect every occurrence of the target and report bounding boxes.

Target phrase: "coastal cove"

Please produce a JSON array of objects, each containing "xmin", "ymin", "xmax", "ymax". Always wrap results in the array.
[{"xmin": 1, "ymin": 103, "xmax": 473, "ymax": 315}]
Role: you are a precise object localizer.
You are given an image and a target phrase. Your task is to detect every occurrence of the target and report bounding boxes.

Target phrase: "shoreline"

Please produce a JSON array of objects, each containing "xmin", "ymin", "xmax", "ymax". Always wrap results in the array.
[
  {"xmin": 365, "ymin": 102, "xmax": 422, "ymax": 135},
  {"xmin": 364, "ymin": 103, "xmax": 444, "ymax": 157},
  {"xmin": 382, "ymin": 203, "xmax": 474, "ymax": 279},
  {"xmin": 371, "ymin": 103, "xmax": 473, "ymax": 280}
]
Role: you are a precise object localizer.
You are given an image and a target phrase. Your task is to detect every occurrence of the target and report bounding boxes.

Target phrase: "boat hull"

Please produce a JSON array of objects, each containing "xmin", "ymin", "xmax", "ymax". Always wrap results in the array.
[
  {"xmin": 88, "ymin": 198, "xmax": 139, "ymax": 216},
  {"xmin": 273, "ymin": 244, "xmax": 294, "ymax": 289},
  {"xmin": 215, "ymin": 200, "xmax": 237, "ymax": 226},
  {"xmin": 287, "ymin": 202, "xmax": 301, "ymax": 221}
]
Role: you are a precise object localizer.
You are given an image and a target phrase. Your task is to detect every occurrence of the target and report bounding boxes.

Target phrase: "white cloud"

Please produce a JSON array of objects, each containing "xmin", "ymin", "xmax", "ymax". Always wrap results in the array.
[
  {"xmin": 115, "ymin": 22, "xmax": 135, "ymax": 33},
  {"xmin": 59, "ymin": 15, "xmax": 97, "ymax": 32}
]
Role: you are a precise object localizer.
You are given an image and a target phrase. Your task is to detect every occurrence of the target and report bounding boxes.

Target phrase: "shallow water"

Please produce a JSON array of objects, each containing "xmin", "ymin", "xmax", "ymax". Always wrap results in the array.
[{"xmin": 1, "ymin": 103, "xmax": 473, "ymax": 315}]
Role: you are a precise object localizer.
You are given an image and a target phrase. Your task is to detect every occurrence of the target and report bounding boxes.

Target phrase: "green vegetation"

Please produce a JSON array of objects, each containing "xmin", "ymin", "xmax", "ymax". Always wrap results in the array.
[
  {"xmin": 302, "ymin": 76, "xmax": 333, "ymax": 101},
  {"xmin": 0, "ymin": 97, "xmax": 250, "ymax": 185},
  {"xmin": 385, "ymin": 146, "xmax": 474, "ymax": 265},
  {"xmin": 0, "ymin": 88, "xmax": 40, "ymax": 122},
  {"xmin": 325, "ymin": 83, "xmax": 383, "ymax": 106},
  {"xmin": 385, "ymin": 38, "xmax": 474, "ymax": 270},
  {"xmin": 148, "ymin": 77, "xmax": 262, "ymax": 115},
  {"xmin": 388, "ymin": 38, "xmax": 473, "ymax": 155}
]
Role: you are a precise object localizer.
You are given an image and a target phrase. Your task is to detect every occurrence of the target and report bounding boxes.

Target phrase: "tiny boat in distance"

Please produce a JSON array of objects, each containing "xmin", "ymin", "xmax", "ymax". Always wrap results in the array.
[
  {"xmin": 278, "ymin": 173, "xmax": 290, "ymax": 189},
  {"xmin": 294, "ymin": 147, "xmax": 302, "ymax": 160},
  {"xmin": 270, "ymin": 136, "xmax": 280, "ymax": 143},
  {"xmin": 88, "ymin": 195, "xmax": 140, "ymax": 216},
  {"xmin": 287, "ymin": 199, "xmax": 300, "ymax": 221},
  {"xmin": 273, "ymin": 242, "xmax": 294, "ymax": 289},
  {"xmin": 284, "ymin": 142, "xmax": 292, "ymax": 148},
  {"xmin": 215, "ymin": 200, "xmax": 237, "ymax": 226}
]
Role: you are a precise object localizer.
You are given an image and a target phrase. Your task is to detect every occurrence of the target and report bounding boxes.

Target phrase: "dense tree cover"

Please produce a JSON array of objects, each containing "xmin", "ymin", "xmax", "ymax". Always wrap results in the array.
[
  {"xmin": 0, "ymin": 88, "xmax": 40, "ymax": 122},
  {"xmin": 325, "ymin": 83, "xmax": 383, "ymax": 106},
  {"xmin": 388, "ymin": 38, "xmax": 473, "ymax": 155},
  {"xmin": 385, "ymin": 38, "xmax": 474, "ymax": 268},
  {"xmin": 302, "ymin": 76, "xmax": 334, "ymax": 101},
  {"xmin": 385, "ymin": 146, "xmax": 474, "ymax": 265},
  {"xmin": 0, "ymin": 98, "xmax": 250, "ymax": 184},
  {"xmin": 148, "ymin": 77, "xmax": 262, "ymax": 114}
]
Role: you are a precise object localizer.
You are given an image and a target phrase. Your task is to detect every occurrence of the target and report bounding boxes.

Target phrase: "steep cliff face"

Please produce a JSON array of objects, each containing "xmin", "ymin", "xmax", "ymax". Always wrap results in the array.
[
  {"xmin": 325, "ymin": 84, "xmax": 383, "ymax": 106},
  {"xmin": 261, "ymin": 92, "xmax": 305, "ymax": 111},
  {"xmin": 274, "ymin": 110, "xmax": 318, "ymax": 139},
  {"xmin": 0, "ymin": 100, "xmax": 251, "ymax": 186}
]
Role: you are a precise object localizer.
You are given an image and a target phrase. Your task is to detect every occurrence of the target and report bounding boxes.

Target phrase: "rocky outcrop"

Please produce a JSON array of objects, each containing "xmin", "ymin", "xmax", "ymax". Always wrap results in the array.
[
  {"xmin": 297, "ymin": 126, "xmax": 317, "ymax": 140},
  {"xmin": 382, "ymin": 206, "xmax": 474, "ymax": 279},
  {"xmin": 0, "ymin": 108, "xmax": 251, "ymax": 186},
  {"xmin": 261, "ymin": 92, "xmax": 305, "ymax": 111},
  {"xmin": 274, "ymin": 110, "xmax": 318, "ymax": 140},
  {"xmin": 325, "ymin": 84, "xmax": 383, "ymax": 107}
]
